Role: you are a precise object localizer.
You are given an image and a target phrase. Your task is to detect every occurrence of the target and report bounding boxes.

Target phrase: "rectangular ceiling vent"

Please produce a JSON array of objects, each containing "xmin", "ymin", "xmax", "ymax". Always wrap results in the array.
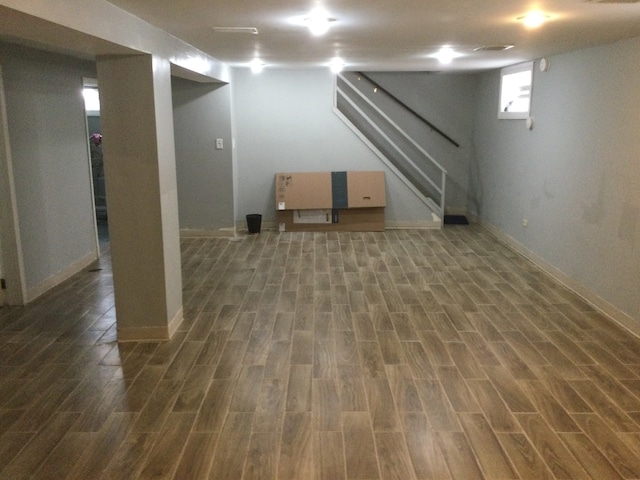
[{"xmin": 211, "ymin": 27, "xmax": 259, "ymax": 34}]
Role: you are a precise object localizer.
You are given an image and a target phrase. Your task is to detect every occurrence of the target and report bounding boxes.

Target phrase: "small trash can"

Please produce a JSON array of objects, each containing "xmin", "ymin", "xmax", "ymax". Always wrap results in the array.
[{"xmin": 246, "ymin": 214, "xmax": 262, "ymax": 234}]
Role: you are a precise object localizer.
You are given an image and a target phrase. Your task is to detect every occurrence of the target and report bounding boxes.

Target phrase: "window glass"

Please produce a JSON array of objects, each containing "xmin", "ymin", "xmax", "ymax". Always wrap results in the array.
[
  {"xmin": 498, "ymin": 62, "xmax": 533, "ymax": 119},
  {"xmin": 83, "ymin": 87, "xmax": 100, "ymax": 114}
]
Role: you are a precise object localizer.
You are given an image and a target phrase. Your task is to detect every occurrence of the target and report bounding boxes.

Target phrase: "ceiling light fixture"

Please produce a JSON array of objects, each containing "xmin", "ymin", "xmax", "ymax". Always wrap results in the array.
[
  {"xmin": 329, "ymin": 58, "xmax": 345, "ymax": 73},
  {"xmin": 431, "ymin": 46, "xmax": 461, "ymax": 64},
  {"xmin": 250, "ymin": 58, "xmax": 265, "ymax": 73},
  {"xmin": 517, "ymin": 11, "xmax": 550, "ymax": 28},
  {"xmin": 304, "ymin": 9, "xmax": 335, "ymax": 35}
]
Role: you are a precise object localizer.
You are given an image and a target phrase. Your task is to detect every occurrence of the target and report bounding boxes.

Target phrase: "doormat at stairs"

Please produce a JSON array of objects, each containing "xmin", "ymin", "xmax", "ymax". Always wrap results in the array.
[{"xmin": 443, "ymin": 214, "xmax": 469, "ymax": 225}]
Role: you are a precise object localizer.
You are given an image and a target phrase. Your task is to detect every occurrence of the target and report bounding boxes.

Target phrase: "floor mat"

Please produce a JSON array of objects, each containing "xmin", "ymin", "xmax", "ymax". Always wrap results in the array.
[{"xmin": 443, "ymin": 214, "xmax": 469, "ymax": 225}]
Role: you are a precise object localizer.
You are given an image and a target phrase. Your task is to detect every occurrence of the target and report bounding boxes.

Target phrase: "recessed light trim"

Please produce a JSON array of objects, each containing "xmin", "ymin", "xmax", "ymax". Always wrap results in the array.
[
  {"xmin": 517, "ymin": 11, "xmax": 550, "ymax": 28},
  {"xmin": 303, "ymin": 9, "xmax": 336, "ymax": 36},
  {"xmin": 329, "ymin": 58, "xmax": 345, "ymax": 73},
  {"xmin": 304, "ymin": 16, "xmax": 336, "ymax": 35},
  {"xmin": 250, "ymin": 58, "xmax": 265, "ymax": 73},
  {"xmin": 430, "ymin": 46, "xmax": 462, "ymax": 64}
]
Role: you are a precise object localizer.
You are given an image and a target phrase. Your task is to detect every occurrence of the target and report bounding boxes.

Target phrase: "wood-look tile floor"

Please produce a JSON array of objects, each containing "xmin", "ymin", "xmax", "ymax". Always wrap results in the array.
[{"xmin": 1, "ymin": 225, "xmax": 640, "ymax": 479}]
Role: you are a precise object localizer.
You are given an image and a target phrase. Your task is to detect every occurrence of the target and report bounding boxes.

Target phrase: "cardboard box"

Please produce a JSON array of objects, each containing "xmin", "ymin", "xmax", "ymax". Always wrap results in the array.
[
  {"xmin": 277, "ymin": 207, "xmax": 385, "ymax": 232},
  {"xmin": 347, "ymin": 171, "xmax": 386, "ymax": 207},
  {"xmin": 275, "ymin": 171, "xmax": 385, "ymax": 210},
  {"xmin": 292, "ymin": 209, "xmax": 332, "ymax": 224},
  {"xmin": 275, "ymin": 172, "xmax": 332, "ymax": 210},
  {"xmin": 275, "ymin": 171, "xmax": 386, "ymax": 232}
]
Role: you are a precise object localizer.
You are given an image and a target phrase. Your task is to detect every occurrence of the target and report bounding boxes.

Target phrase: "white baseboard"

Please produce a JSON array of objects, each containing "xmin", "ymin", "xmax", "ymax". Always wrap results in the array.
[
  {"xmin": 235, "ymin": 220, "xmax": 277, "ymax": 234},
  {"xmin": 117, "ymin": 325, "xmax": 170, "ymax": 342},
  {"xmin": 473, "ymin": 215, "xmax": 639, "ymax": 338},
  {"xmin": 26, "ymin": 251, "xmax": 98, "ymax": 304},
  {"xmin": 168, "ymin": 307, "xmax": 184, "ymax": 338},
  {"xmin": 234, "ymin": 220, "xmax": 443, "ymax": 232},
  {"xmin": 117, "ymin": 307, "xmax": 184, "ymax": 342},
  {"xmin": 385, "ymin": 220, "xmax": 441, "ymax": 230},
  {"xmin": 180, "ymin": 227, "xmax": 236, "ymax": 237}
]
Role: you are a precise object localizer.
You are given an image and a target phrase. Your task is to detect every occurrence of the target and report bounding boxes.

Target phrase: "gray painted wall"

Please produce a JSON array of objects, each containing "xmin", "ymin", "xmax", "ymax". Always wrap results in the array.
[
  {"xmin": 231, "ymin": 68, "xmax": 446, "ymax": 226},
  {"xmin": 471, "ymin": 36, "xmax": 640, "ymax": 324},
  {"xmin": 172, "ymin": 77, "xmax": 234, "ymax": 231},
  {"xmin": 0, "ymin": 43, "xmax": 98, "ymax": 296},
  {"xmin": 2, "ymin": 38, "xmax": 637, "ymax": 330}
]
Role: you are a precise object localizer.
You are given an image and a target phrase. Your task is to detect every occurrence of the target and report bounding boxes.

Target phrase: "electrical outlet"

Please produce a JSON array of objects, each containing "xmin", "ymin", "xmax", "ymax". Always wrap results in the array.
[
  {"xmin": 215, "ymin": 138, "xmax": 223, "ymax": 150},
  {"xmin": 522, "ymin": 218, "xmax": 528, "ymax": 227}
]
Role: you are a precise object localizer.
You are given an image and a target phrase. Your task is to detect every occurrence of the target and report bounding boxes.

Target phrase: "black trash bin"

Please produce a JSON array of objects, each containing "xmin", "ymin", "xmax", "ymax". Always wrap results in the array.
[{"xmin": 246, "ymin": 214, "xmax": 262, "ymax": 234}]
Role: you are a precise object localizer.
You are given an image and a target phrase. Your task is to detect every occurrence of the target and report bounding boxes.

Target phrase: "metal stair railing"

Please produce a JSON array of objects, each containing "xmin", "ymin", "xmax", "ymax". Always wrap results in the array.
[
  {"xmin": 335, "ymin": 73, "xmax": 447, "ymax": 221},
  {"xmin": 356, "ymin": 72, "xmax": 459, "ymax": 148}
]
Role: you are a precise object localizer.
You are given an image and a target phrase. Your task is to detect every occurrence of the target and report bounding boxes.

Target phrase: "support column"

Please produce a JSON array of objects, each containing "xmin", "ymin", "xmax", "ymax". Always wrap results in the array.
[{"xmin": 96, "ymin": 54, "xmax": 183, "ymax": 341}]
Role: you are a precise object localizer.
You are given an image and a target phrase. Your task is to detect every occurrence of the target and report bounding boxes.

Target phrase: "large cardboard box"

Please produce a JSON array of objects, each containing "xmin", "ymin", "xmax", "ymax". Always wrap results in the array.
[
  {"xmin": 274, "ymin": 171, "xmax": 386, "ymax": 232},
  {"xmin": 275, "ymin": 171, "xmax": 385, "ymax": 210},
  {"xmin": 347, "ymin": 171, "xmax": 386, "ymax": 207},
  {"xmin": 275, "ymin": 172, "xmax": 332, "ymax": 210},
  {"xmin": 277, "ymin": 208, "xmax": 385, "ymax": 232}
]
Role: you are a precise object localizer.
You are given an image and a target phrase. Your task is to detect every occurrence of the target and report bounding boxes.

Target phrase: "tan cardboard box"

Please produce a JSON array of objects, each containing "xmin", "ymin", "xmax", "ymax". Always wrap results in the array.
[
  {"xmin": 275, "ymin": 171, "xmax": 386, "ymax": 210},
  {"xmin": 274, "ymin": 171, "xmax": 386, "ymax": 231},
  {"xmin": 275, "ymin": 172, "xmax": 332, "ymax": 210},
  {"xmin": 347, "ymin": 171, "xmax": 386, "ymax": 207},
  {"xmin": 277, "ymin": 208, "xmax": 385, "ymax": 232}
]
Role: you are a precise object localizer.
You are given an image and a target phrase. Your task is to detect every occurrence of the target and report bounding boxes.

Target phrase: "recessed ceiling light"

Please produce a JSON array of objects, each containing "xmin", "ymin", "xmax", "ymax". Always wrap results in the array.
[
  {"xmin": 431, "ymin": 47, "xmax": 462, "ymax": 64},
  {"xmin": 329, "ymin": 58, "xmax": 345, "ymax": 73},
  {"xmin": 250, "ymin": 58, "xmax": 265, "ymax": 73},
  {"xmin": 517, "ymin": 11, "xmax": 550, "ymax": 28},
  {"xmin": 304, "ymin": 9, "xmax": 335, "ymax": 35}
]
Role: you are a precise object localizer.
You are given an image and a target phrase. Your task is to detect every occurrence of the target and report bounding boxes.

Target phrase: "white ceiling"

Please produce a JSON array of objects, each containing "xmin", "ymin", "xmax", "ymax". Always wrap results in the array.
[
  {"xmin": 102, "ymin": 0, "xmax": 640, "ymax": 71},
  {"xmin": 2, "ymin": 1, "xmax": 640, "ymax": 72}
]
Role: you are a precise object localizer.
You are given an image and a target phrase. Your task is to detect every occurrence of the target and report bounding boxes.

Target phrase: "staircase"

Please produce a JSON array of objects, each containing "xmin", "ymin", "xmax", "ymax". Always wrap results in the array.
[{"xmin": 334, "ymin": 72, "xmax": 452, "ymax": 228}]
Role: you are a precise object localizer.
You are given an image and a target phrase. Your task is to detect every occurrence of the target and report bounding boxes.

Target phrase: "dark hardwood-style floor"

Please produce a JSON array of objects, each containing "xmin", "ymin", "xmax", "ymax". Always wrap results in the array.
[{"xmin": 1, "ymin": 225, "xmax": 639, "ymax": 479}]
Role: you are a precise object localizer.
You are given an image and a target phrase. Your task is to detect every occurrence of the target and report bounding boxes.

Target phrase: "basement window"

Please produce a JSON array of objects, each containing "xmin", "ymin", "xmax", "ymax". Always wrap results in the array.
[
  {"xmin": 83, "ymin": 88, "xmax": 100, "ymax": 115},
  {"xmin": 498, "ymin": 61, "xmax": 533, "ymax": 119}
]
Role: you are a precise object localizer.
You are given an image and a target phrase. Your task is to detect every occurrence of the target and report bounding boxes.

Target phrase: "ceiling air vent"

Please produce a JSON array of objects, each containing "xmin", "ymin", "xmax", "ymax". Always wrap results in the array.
[
  {"xmin": 211, "ymin": 27, "xmax": 259, "ymax": 34},
  {"xmin": 474, "ymin": 45, "xmax": 515, "ymax": 52}
]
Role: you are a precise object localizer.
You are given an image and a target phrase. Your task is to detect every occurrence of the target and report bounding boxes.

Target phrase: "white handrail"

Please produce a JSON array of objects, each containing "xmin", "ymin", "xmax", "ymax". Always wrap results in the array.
[
  {"xmin": 333, "ymin": 106, "xmax": 440, "ymax": 215},
  {"xmin": 336, "ymin": 74, "xmax": 446, "ymax": 217},
  {"xmin": 337, "ymin": 85, "xmax": 442, "ymax": 196},
  {"xmin": 338, "ymin": 74, "xmax": 448, "ymax": 176}
]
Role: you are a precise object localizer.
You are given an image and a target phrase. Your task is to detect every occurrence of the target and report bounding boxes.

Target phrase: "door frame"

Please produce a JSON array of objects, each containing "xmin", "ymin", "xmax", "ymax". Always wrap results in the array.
[
  {"xmin": 0, "ymin": 65, "xmax": 27, "ymax": 305},
  {"xmin": 83, "ymin": 77, "xmax": 103, "ymax": 257}
]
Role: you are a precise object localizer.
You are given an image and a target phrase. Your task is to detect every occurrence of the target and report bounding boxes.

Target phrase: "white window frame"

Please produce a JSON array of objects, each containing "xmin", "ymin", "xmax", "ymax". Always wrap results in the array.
[{"xmin": 498, "ymin": 61, "xmax": 533, "ymax": 119}]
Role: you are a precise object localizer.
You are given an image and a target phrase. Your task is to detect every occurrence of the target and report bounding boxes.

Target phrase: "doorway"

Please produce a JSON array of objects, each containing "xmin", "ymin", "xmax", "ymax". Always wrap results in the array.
[
  {"xmin": 0, "ymin": 224, "xmax": 4, "ymax": 306},
  {"xmin": 83, "ymin": 78, "xmax": 109, "ymax": 249},
  {"xmin": 0, "ymin": 65, "xmax": 27, "ymax": 305}
]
